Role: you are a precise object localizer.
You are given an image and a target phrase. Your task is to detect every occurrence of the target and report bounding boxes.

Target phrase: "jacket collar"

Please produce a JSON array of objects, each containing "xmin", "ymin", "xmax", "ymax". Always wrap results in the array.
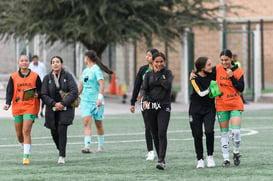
[{"xmin": 18, "ymin": 68, "xmax": 31, "ymax": 78}]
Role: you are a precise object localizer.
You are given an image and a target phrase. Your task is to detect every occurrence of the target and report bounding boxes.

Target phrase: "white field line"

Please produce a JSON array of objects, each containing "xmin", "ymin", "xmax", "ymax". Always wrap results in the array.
[
  {"xmin": 0, "ymin": 128, "xmax": 258, "ymax": 148},
  {"xmin": 171, "ymin": 116, "xmax": 273, "ymax": 120},
  {"xmin": 0, "ymin": 130, "xmax": 192, "ymax": 141}
]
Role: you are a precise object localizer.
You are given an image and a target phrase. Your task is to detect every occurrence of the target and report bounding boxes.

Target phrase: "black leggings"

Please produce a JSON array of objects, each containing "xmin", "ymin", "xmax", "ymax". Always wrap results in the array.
[
  {"xmin": 190, "ymin": 109, "xmax": 215, "ymax": 160},
  {"xmin": 146, "ymin": 105, "xmax": 170, "ymax": 162},
  {"xmin": 141, "ymin": 111, "xmax": 153, "ymax": 151},
  {"xmin": 51, "ymin": 124, "xmax": 68, "ymax": 157}
]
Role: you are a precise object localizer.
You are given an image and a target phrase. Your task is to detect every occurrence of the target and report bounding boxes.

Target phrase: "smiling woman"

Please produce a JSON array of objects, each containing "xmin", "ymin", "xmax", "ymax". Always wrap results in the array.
[
  {"xmin": 216, "ymin": 49, "xmax": 245, "ymax": 167},
  {"xmin": 141, "ymin": 51, "xmax": 173, "ymax": 170},
  {"xmin": 41, "ymin": 56, "xmax": 78, "ymax": 164},
  {"xmin": 2, "ymin": 55, "xmax": 41, "ymax": 165}
]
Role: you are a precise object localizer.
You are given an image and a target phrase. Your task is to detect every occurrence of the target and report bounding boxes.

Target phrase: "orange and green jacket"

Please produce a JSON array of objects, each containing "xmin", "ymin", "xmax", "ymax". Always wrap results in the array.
[
  {"xmin": 6, "ymin": 69, "xmax": 41, "ymax": 116},
  {"xmin": 215, "ymin": 65, "xmax": 245, "ymax": 111}
]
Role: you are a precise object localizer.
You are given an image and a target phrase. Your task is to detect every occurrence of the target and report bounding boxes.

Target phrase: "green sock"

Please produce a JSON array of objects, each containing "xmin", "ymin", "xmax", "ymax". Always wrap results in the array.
[
  {"xmin": 24, "ymin": 154, "xmax": 29, "ymax": 159},
  {"xmin": 84, "ymin": 136, "xmax": 91, "ymax": 147},
  {"xmin": 98, "ymin": 135, "xmax": 104, "ymax": 147}
]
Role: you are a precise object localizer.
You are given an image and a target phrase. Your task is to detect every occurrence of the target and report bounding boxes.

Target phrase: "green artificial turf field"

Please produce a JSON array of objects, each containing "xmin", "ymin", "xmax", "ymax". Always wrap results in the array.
[{"xmin": 0, "ymin": 110, "xmax": 273, "ymax": 181}]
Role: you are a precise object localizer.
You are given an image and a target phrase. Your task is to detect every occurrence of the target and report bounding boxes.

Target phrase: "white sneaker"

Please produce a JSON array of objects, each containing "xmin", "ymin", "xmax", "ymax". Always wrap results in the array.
[
  {"xmin": 58, "ymin": 156, "xmax": 65, "ymax": 164},
  {"xmin": 196, "ymin": 159, "xmax": 205, "ymax": 168},
  {"xmin": 146, "ymin": 151, "xmax": 155, "ymax": 161},
  {"xmin": 97, "ymin": 146, "xmax": 104, "ymax": 153},
  {"xmin": 81, "ymin": 147, "xmax": 92, "ymax": 153},
  {"xmin": 207, "ymin": 155, "xmax": 216, "ymax": 168}
]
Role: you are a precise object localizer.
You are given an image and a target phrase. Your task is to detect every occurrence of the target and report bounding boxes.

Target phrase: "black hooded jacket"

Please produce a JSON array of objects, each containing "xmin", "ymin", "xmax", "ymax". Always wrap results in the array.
[{"xmin": 141, "ymin": 67, "xmax": 173, "ymax": 105}]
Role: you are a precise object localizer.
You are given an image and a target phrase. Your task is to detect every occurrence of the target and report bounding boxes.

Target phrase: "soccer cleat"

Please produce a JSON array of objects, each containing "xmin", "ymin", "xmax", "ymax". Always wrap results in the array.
[
  {"xmin": 156, "ymin": 161, "xmax": 166, "ymax": 170},
  {"xmin": 58, "ymin": 156, "xmax": 65, "ymax": 164},
  {"xmin": 222, "ymin": 160, "xmax": 230, "ymax": 168},
  {"xmin": 206, "ymin": 155, "xmax": 216, "ymax": 168},
  {"xmin": 23, "ymin": 158, "xmax": 30, "ymax": 165},
  {"xmin": 196, "ymin": 159, "xmax": 205, "ymax": 168},
  {"xmin": 146, "ymin": 151, "xmax": 155, "ymax": 161},
  {"xmin": 96, "ymin": 146, "xmax": 104, "ymax": 153},
  {"xmin": 81, "ymin": 147, "xmax": 92, "ymax": 153},
  {"xmin": 233, "ymin": 153, "xmax": 241, "ymax": 166}
]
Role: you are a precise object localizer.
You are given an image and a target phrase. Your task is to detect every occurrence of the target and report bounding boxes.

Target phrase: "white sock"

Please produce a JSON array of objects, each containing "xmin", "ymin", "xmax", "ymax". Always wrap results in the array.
[
  {"xmin": 221, "ymin": 132, "xmax": 229, "ymax": 160},
  {"xmin": 232, "ymin": 129, "xmax": 241, "ymax": 154},
  {"xmin": 24, "ymin": 144, "xmax": 31, "ymax": 155}
]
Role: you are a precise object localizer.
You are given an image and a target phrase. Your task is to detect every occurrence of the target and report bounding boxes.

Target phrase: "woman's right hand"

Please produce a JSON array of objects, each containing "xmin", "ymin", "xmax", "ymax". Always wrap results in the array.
[
  {"xmin": 142, "ymin": 101, "xmax": 149, "ymax": 109},
  {"xmin": 55, "ymin": 102, "xmax": 64, "ymax": 111},
  {"xmin": 130, "ymin": 105, "xmax": 135, "ymax": 113},
  {"xmin": 190, "ymin": 71, "xmax": 197, "ymax": 80},
  {"xmin": 3, "ymin": 104, "xmax": 10, "ymax": 111}
]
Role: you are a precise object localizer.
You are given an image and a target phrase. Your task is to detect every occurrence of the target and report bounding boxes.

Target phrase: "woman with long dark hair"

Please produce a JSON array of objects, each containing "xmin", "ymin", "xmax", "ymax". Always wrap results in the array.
[
  {"xmin": 189, "ymin": 57, "xmax": 216, "ymax": 168},
  {"xmin": 216, "ymin": 49, "xmax": 245, "ymax": 167},
  {"xmin": 190, "ymin": 49, "xmax": 245, "ymax": 167},
  {"xmin": 141, "ymin": 52, "xmax": 173, "ymax": 170},
  {"xmin": 79, "ymin": 50, "xmax": 113, "ymax": 153},
  {"xmin": 130, "ymin": 48, "xmax": 158, "ymax": 161},
  {"xmin": 41, "ymin": 56, "xmax": 78, "ymax": 164}
]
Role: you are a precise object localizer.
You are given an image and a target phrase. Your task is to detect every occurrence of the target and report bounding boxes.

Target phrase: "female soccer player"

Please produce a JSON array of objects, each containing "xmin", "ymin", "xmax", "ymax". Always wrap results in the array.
[
  {"xmin": 141, "ymin": 52, "xmax": 173, "ymax": 170},
  {"xmin": 3, "ymin": 55, "xmax": 41, "ymax": 165},
  {"xmin": 216, "ymin": 49, "xmax": 245, "ymax": 167},
  {"xmin": 190, "ymin": 49, "xmax": 245, "ymax": 167},
  {"xmin": 130, "ymin": 48, "xmax": 158, "ymax": 161},
  {"xmin": 189, "ymin": 57, "xmax": 216, "ymax": 168},
  {"xmin": 79, "ymin": 50, "xmax": 113, "ymax": 153}
]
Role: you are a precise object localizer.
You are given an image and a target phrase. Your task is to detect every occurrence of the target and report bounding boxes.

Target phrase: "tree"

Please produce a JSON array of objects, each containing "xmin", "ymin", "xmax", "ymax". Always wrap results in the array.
[{"xmin": 0, "ymin": 0, "xmax": 221, "ymax": 57}]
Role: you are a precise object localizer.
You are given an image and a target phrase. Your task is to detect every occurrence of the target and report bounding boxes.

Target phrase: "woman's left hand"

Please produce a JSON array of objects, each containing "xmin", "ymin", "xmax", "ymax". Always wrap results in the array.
[
  {"xmin": 33, "ymin": 92, "xmax": 39, "ymax": 99},
  {"xmin": 226, "ymin": 68, "xmax": 233, "ymax": 77},
  {"xmin": 97, "ymin": 99, "xmax": 103, "ymax": 107}
]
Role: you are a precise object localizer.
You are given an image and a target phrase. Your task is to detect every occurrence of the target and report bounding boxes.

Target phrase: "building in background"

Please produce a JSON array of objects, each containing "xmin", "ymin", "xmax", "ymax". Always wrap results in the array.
[{"xmin": 0, "ymin": 0, "xmax": 272, "ymax": 103}]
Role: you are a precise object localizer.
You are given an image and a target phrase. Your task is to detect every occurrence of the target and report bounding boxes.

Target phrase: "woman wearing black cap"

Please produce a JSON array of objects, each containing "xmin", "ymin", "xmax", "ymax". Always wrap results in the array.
[
  {"xmin": 130, "ymin": 48, "xmax": 158, "ymax": 161},
  {"xmin": 141, "ymin": 52, "xmax": 173, "ymax": 170}
]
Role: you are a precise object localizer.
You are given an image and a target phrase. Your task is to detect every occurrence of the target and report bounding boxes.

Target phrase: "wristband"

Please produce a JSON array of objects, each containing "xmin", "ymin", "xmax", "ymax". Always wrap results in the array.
[{"xmin": 98, "ymin": 93, "xmax": 103, "ymax": 100}]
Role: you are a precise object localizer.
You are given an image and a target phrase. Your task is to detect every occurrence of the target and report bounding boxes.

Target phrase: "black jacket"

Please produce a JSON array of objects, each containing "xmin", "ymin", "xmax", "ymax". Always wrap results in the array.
[
  {"xmin": 189, "ymin": 73, "xmax": 215, "ymax": 114},
  {"xmin": 41, "ymin": 69, "xmax": 78, "ymax": 129},
  {"xmin": 141, "ymin": 67, "xmax": 173, "ymax": 105},
  {"xmin": 130, "ymin": 64, "xmax": 150, "ymax": 106}
]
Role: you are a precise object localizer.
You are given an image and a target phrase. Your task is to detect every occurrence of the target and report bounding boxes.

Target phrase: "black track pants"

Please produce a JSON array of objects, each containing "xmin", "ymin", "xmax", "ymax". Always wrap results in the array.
[
  {"xmin": 146, "ymin": 105, "xmax": 170, "ymax": 162},
  {"xmin": 51, "ymin": 124, "xmax": 68, "ymax": 157},
  {"xmin": 141, "ymin": 110, "xmax": 153, "ymax": 151},
  {"xmin": 190, "ymin": 109, "xmax": 215, "ymax": 160}
]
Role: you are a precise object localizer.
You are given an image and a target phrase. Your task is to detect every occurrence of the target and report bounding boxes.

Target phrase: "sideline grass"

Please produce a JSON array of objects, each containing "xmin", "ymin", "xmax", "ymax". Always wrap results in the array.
[{"xmin": 1, "ymin": 110, "xmax": 273, "ymax": 180}]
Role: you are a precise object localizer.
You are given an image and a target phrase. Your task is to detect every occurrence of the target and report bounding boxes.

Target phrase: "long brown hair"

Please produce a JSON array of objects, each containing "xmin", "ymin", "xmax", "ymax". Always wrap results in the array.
[
  {"xmin": 85, "ymin": 50, "xmax": 113, "ymax": 74},
  {"xmin": 195, "ymin": 57, "xmax": 208, "ymax": 73}
]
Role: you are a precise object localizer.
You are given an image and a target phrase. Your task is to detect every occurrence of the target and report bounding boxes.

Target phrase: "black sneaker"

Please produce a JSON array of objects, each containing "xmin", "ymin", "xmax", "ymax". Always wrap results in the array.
[
  {"xmin": 233, "ymin": 153, "xmax": 241, "ymax": 166},
  {"xmin": 156, "ymin": 161, "xmax": 166, "ymax": 170},
  {"xmin": 222, "ymin": 160, "xmax": 230, "ymax": 168}
]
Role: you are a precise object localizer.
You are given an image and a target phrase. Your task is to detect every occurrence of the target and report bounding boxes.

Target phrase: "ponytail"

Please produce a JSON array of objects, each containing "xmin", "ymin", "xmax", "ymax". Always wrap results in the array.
[{"xmin": 85, "ymin": 50, "xmax": 113, "ymax": 75}]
